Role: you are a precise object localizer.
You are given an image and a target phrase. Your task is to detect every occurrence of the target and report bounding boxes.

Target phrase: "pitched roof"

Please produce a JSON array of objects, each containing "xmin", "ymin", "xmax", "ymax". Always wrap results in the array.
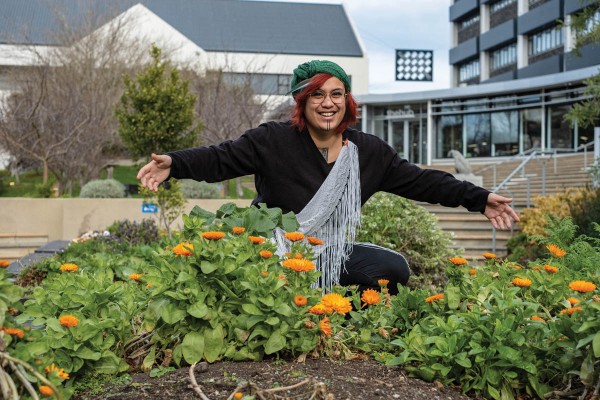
[{"xmin": 0, "ymin": 0, "xmax": 363, "ymax": 57}]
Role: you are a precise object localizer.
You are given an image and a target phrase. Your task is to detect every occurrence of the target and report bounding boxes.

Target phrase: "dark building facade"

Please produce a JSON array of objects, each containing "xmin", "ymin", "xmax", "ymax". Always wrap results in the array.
[{"xmin": 357, "ymin": 0, "xmax": 599, "ymax": 165}]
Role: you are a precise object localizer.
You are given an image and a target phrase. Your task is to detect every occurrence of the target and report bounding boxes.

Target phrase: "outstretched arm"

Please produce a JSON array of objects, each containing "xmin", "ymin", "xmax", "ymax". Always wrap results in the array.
[
  {"xmin": 137, "ymin": 153, "xmax": 172, "ymax": 192},
  {"xmin": 484, "ymin": 193, "xmax": 520, "ymax": 230}
]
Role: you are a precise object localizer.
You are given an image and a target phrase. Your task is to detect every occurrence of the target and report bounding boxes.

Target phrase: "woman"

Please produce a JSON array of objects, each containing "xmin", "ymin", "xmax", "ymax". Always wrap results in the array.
[{"xmin": 137, "ymin": 60, "xmax": 519, "ymax": 294}]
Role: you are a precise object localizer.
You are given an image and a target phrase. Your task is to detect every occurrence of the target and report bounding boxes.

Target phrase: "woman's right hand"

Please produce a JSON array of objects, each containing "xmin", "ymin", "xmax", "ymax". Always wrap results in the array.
[{"xmin": 137, "ymin": 153, "xmax": 173, "ymax": 192}]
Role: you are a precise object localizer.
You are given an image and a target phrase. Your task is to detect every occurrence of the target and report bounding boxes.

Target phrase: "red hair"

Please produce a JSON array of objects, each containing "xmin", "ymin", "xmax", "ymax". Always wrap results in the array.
[{"xmin": 290, "ymin": 73, "xmax": 358, "ymax": 135}]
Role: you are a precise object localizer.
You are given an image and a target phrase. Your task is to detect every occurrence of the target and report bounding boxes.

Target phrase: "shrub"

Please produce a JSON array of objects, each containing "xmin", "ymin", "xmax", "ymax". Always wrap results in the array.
[
  {"xmin": 80, "ymin": 179, "xmax": 126, "ymax": 198},
  {"xmin": 357, "ymin": 193, "xmax": 455, "ymax": 290},
  {"xmin": 180, "ymin": 179, "xmax": 220, "ymax": 199},
  {"xmin": 107, "ymin": 219, "xmax": 160, "ymax": 246},
  {"xmin": 519, "ymin": 189, "xmax": 586, "ymax": 237},
  {"xmin": 568, "ymin": 187, "xmax": 600, "ymax": 238}
]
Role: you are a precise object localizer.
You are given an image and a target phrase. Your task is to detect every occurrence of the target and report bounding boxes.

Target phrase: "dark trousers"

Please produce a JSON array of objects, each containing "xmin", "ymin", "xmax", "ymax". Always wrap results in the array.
[{"xmin": 339, "ymin": 242, "xmax": 410, "ymax": 295}]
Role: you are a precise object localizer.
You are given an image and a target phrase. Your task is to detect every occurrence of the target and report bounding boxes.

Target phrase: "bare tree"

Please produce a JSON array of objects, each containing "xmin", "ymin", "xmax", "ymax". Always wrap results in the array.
[{"xmin": 0, "ymin": 5, "xmax": 147, "ymax": 195}]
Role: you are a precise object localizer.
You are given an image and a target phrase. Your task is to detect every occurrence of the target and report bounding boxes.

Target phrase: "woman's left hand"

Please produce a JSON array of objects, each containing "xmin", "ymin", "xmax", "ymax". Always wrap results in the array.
[{"xmin": 483, "ymin": 193, "xmax": 520, "ymax": 230}]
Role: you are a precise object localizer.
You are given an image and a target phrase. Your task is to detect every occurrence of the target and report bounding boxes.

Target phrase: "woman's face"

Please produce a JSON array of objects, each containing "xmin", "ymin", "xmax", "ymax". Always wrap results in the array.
[{"xmin": 304, "ymin": 76, "xmax": 346, "ymax": 136}]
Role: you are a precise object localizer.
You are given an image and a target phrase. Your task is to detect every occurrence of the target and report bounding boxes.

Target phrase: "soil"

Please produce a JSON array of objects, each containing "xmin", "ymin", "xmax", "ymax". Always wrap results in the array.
[{"xmin": 72, "ymin": 357, "xmax": 479, "ymax": 400}]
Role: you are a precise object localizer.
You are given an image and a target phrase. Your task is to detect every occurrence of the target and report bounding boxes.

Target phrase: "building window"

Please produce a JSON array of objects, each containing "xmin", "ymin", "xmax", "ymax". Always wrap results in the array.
[
  {"xmin": 528, "ymin": 26, "xmax": 564, "ymax": 56},
  {"xmin": 223, "ymin": 72, "xmax": 293, "ymax": 95},
  {"xmin": 490, "ymin": 43, "xmax": 517, "ymax": 70},
  {"xmin": 529, "ymin": 0, "xmax": 550, "ymax": 10},
  {"xmin": 490, "ymin": 0, "xmax": 516, "ymax": 13},
  {"xmin": 460, "ymin": 14, "xmax": 480, "ymax": 29},
  {"xmin": 458, "ymin": 59, "xmax": 480, "ymax": 83},
  {"xmin": 458, "ymin": 13, "xmax": 480, "ymax": 42}
]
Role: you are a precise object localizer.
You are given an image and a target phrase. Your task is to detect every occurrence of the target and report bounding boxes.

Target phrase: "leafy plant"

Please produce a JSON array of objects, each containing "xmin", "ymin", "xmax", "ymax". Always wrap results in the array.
[
  {"xmin": 180, "ymin": 179, "xmax": 221, "ymax": 199},
  {"xmin": 140, "ymin": 180, "xmax": 186, "ymax": 237},
  {"xmin": 79, "ymin": 179, "xmax": 126, "ymax": 198}
]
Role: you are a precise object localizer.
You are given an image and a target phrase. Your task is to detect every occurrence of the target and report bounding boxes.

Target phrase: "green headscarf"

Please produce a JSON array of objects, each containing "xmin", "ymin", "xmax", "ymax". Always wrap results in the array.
[{"xmin": 289, "ymin": 60, "xmax": 351, "ymax": 94}]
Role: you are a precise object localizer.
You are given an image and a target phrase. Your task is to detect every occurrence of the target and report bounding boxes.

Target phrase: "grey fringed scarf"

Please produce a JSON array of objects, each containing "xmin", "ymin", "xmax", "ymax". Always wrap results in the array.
[{"xmin": 275, "ymin": 139, "xmax": 361, "ymax": 290}]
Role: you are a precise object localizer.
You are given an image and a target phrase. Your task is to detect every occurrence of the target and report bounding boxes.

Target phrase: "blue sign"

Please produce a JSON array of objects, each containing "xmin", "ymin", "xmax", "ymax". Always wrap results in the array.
[{"xmin": 142, "ymin": 203, "xmax": 158, "ymax": 213}]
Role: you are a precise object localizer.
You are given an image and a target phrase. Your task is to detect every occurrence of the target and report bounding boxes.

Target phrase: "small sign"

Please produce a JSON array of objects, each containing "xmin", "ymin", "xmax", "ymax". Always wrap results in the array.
[
  {"xmin": 395, "ymin": 49, "xmax": 433, "ymax": 82},
  {"xmin": 142, "ymin": 203, "xmax": 158, "ymax": 213}
]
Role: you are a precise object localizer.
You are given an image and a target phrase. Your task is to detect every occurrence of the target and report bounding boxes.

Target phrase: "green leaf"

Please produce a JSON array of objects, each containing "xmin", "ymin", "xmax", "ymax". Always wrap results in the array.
[
  {"xmin": 200, "ymin": 261, "xmax": 218, "ymax": 274},
  {"xmin": 75, "ymin": 346, "xmax": 102, "ymax": 360},
  {"xmin": 187, "ymin": 302, "xmax": 209, "ymax": 319},
  {"xmin": 580, "ymin": 352, "xmax": 594, "ymax": 386},
  {"xmin": 161, "ymin": 303, "xmax": 187, "ymax": 324},
  {"xmin": 264, "ymin": 317, "xmax": 280, "ymax": 326},
  {"xmin": 204, "ymin": 326, "xmax": 224, "ymax": 363},
  {"xmin": 445, "ymin": 285, "xmax": 461, "ymax": 309},
  {"xmin": 593, "ymin": 331, "xmax": 600, "ymax": 357},
  {"xmin": 181, "ymin": 331, "xmax": 205, "ymax": 365},
  {"xmin": 487, "ymin": 384, "xmax": 501, "ymax": 400},
  {"xmin": 242, "ymin": 303, "xmax": 263, "ymax": 316},
  {"xmin": 142, "ymin": 346, "xmax": 157, "ymax": 372},
  {"xmin": 265, "ymin": 329, "xmax": 286, "ymax": 355}
]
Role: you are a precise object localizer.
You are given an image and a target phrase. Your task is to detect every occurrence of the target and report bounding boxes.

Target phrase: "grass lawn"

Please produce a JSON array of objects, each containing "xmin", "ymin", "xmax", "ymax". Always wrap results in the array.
[{"xmin": 0, "ymin": 166, "xmax": 256, "ymax": 199}]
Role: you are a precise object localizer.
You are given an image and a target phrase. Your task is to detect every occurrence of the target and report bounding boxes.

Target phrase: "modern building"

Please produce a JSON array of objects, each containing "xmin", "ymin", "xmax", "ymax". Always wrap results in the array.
[{"xmin": 357, "ymin": 0, "xmax": 599, "ymax": 165}]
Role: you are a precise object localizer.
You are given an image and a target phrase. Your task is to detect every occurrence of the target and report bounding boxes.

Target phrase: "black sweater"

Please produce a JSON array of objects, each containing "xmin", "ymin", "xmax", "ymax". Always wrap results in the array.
[{"xmin": 168, "ymin": 121, "xmax": 490, "ymax": 214}]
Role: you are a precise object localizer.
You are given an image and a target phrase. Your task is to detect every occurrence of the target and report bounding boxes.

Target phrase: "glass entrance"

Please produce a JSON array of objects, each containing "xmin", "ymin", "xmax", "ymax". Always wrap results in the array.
[{"xmin": 388, "ymin": 119, "xmax": 424, "ymax": 164}]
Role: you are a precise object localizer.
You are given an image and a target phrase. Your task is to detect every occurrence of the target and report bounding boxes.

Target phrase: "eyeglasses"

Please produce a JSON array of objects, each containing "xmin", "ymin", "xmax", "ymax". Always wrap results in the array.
[{"xmin": 308, "ymin": 89, "xmax": 347, "ymax": 105}]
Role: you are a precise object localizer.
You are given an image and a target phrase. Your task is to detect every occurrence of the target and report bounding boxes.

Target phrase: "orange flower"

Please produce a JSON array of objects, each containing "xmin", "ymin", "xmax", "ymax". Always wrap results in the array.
[
  {"xmin": 482, "ymin": 253, "xmax": 497, "ymax": 259},
  {"xmin": 512, "ymin": 265, "xmax": 522, "ymax": 269},
  {"xmin": 129, "ymin": 273, "xmax": 143, "ymax": 281},
  {"xmin": 39, "ymin": 386, "xmax": 53, "ymax": 397},
  {"xmin": 378, "ymin": 279, "xmax": 389, "ymax": 286},
  {"xmin": 281, "ymin": 258, "xmax": 315, "ymax": 272},
  {"xmin": 568, "ymin": 297, "xmax": 580, "ymax": 305},
  {"xmin": 259, "ymin": 250, "xmax": 273, "ymax": 259},
  {"xmin": 232, "ymin": 227, "xmax": 245, "ymax": 235},
  {"xmin": 561, "ymin": 306, "xmax": 583, "ymax": 315},
  {"xmin": 546, "ymin": 244, "xmax": 566, "ymax": 258},
  {"xmin": 0, "ymin": 260, "xmax": 10, "ymax": 268},
  {"xmin": 469, "ymin": 269, "xmax": 477, "ymax": 276},
  {"xmin": 307, "ymin": 236, "xmax": 324, "ymax": 246},
  {"xmin": 307, "ymin": 304, "xmax": 329, "ymax": 315},
  {"xmin": 569, "ymin": 280, "xmax": 596, "ymax": 293},
  {"xmin": 543, "ymin": 264, "xmax": 559, "ymax": 273},
  {"xmin": 319, "ymin": 316, "xmax": 333, "ymax": 337},
  {"xmin": 531, "ymin": 315, "xmax": 545, "ymax": 322},
  {"xmin": 294, "ymin": 295, "xmax": 308, "ymax": 306},
  {"xmin": 59, "ymin": 315, "xmax": 79, "ymax": 327},
  {"xmin": 321, "ymin": 293, "xmax": 352, "ymax": 315},
  {"xmin": 1, "ymin": 327, "xmax": 25, "ymax": 338},
  {"xmin": 234, "ymin": 392, "xmax": 244, "ymax": 400},
  {"xmin": 293, "ymin": 252, "xmax": 304, "ymax": 259},
  {"xmin": 425, "ymin": 294, "xmax": 444, "ymax": 303},
  {"xmin": 202, "ymin": 231, "xmax": 226, "ymax": 240},
  {"xmin": 449, "ymin": 257, "xmax": 467, "ymax": 265},
  {"xmin": 260, "ymin": 271, "xmax": 269, "ymax": 277},
  {"xmin": 277, "ymin": 274, "xmax": 287, "ymax": 281},
  {"xmin": 45, "ymin": 363, "xmax": 70, "ymax": 380},
  {"xmin": 248, "ymin": 236, "xmax": 265, "ymax": 245},
  {"xmin": 532, "ymin": 266, "xmax": 541, "ymax": 271},
  {"xmin": 361, "ymin": 289, "xmax": 381, "ymax": 306},
  {"xmin": 284, "ymin": 232, "xmax": 305, "ymax": 242},
  {"xmin": 173, "ymin": 242, "xmax": 194, "ymax": 256},
  {"xmin": 512, "ymin": 278, "xmax": 532, "ymax": 287},
  {"xmin": 59, "ymin": 263, "xmax": 78, "ymax": 272}
]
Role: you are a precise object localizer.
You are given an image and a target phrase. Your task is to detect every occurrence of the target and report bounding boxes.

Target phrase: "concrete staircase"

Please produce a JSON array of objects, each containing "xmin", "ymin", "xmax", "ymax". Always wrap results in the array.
[
  {"xmin": 0, "ymin": 233, "xmax": 49, "ymax": 262},
  {"xmin": 418, "ymin": 152, "xmax": 594, "ymax": 259}
]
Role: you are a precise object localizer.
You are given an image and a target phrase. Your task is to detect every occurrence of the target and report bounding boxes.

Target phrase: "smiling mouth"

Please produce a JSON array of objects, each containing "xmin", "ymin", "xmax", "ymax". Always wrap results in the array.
[{"xmin": 319, "ymin": 112, "xmax": 335, "ymax": 117}]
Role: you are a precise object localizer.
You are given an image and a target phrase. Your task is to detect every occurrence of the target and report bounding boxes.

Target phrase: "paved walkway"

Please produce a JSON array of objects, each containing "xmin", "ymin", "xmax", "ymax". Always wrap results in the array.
[{"xmin": 7, "ymin": 240, "xmax": 71, "ymax": 275}]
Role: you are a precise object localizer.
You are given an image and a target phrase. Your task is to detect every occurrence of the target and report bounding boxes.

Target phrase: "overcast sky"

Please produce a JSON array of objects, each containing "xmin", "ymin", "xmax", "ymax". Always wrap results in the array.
[{"xmin": 255, "ymin": 0, "xmax": 453, "ymax": 94}]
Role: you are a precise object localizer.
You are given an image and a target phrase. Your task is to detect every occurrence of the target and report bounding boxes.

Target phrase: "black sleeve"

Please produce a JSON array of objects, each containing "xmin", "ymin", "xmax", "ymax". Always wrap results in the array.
[
  {"xmin": 379, "ymin": 152, "xmax": 490, "ymax": 213},
  {"xmin": 166, "ymin": 127, "xmax": 264, "ymax": 183}
]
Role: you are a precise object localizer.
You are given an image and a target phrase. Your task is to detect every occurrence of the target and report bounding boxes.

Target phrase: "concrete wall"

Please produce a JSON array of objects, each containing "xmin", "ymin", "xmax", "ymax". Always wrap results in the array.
[{"xmin": 0, "ymin": 198, "xmax": 252, "ymax": 241}]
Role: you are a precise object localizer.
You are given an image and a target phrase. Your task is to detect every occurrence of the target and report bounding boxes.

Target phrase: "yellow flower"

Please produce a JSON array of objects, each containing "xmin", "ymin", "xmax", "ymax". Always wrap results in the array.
[
  {"xmin": 307, "ymin": 304, "xmax": 328, "ymax": 315},
  {"xmin": 425, "ymin": 294, "xmax": 445, "ymax": 303},
  {"xmin": 284, "ymin": 232, "xmax": 305, "ymax": 242},
  {"xmin": 531, "ymin": 315, "xmax": 545, "ymax": 322},
  {"xmin": 543, "ymin": 264, "xmax": 558, "ymax": 274},
  {"xmin": 560, "ymin": 306, "xmax": 582, "ymax": 315},
  {"xmin": 248, "ymin": 236, "xmax": 265, "ymax": 245},
  {"xmin": 569, "ymin": 280, "xmax": 596, "ymax": 293},
  {"xmin": 361, "ymin": 289, "xmax": 381, "ymax": 306},
  {"xmin": 319, "ymin": 316, "xmax": 333, "ymax": 337},
  {"xmin": 482, "ymin": 253, "xmax": 497, "ymax": 259},
  {"xmin": 469, "ymin": 269, "xmax": 477, "ymax": 276},
  {"xmin": 129, "ymin": 273, "xmax": 143, "ymax": 281},
  {"xmin": 59, "ymin": 263, "xmax": 79, "ymax": 272},
  {"xmin": 294, "ymin": 295, "xmax": 308, "ymax": 306},
  {"xmin": 232, "ymin": 227, "xmax": 245, "ymax": 235},
  {"xmin": 173, "ymin": 242, "xmax": 194, "ymax": 256},
  {"xmin": 512, "ymin": 278, "xmax": 532, "ymax": 287},
  {"xmin": 281, "ymin": 258, "xmax": 315, "ymax": 272},
  {"xmin": 378, "ymin": 279, "xmax": 389, "ymax": 286},
  {"xmin": 59, "ymin": 315, "xmax": 79, "ymax": 327},
  {"xmin": 546, "ymin": 244, "xmax": 566, "ymax": 258},
  {"xmin": 1, "ymin": 327, "xmax": 25, "ymax": 338},
  {"xmin": 568, "ymin": 297, "xmax": 580, "ymax": 305},
  {"xmin": 449, "ymin": 257, "xmax": 467, "ymax": 265},
  {"xmin": 39, "ymin": 386, "xmax": 54, "ymax": 397},
  {"xmin": 259, "ymin": 250, "xmax": 273, "ymax": 259},
  {"xmin": 0, "ymin": 260, "xmax": 9, "ymax": 268},
  {"xmin": 202, "ymin": 231, "xmax": 226, "ymax": 240},
  {"xmin": 307, "ymin": 236, "xmax": 324, "ymax": 246},
  {"xmin": 45, "ymin": 363, "xmax": 70, "ymax": 380},
  {"xmin": 321, "ymin": 293, "xmax": 353, "ymax": 315}
]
